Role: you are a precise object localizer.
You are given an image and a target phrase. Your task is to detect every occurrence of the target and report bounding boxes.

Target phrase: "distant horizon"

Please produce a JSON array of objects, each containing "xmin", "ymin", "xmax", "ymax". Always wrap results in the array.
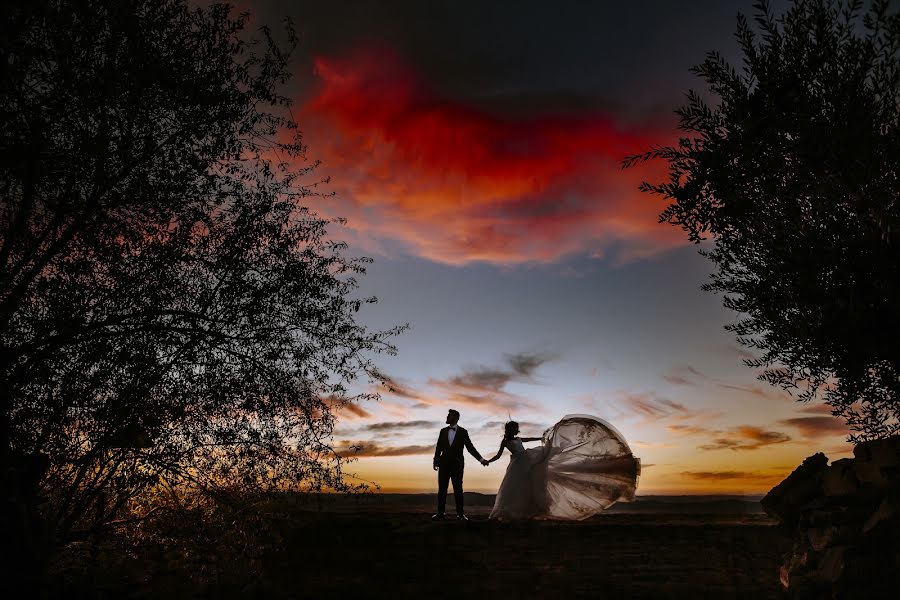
[{"xmin": 301, "ymin": 489, "xmax": 768, "ymax": 499}]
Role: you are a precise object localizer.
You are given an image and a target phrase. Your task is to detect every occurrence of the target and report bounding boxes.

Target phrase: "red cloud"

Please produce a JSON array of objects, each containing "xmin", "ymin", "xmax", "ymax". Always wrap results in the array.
[{"xmin": 298, "ymin": 47, "xmax": 684, "ymax": 265}]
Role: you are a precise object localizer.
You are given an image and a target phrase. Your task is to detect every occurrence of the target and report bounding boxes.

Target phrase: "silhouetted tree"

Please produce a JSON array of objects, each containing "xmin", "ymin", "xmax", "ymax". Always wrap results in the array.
[
  {"xmin": 625, "ymin": 0, "xmax": 900, "ymax": 441},
  {"xmin": 0, "ymin": 0, "xmax": 402, "ymax": 569}
]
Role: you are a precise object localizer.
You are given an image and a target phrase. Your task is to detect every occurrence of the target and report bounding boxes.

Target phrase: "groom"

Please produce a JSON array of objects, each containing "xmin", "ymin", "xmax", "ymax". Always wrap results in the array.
[{"xmin": 432, "ymin": 409, "xmax": 488, "ymax": 521}]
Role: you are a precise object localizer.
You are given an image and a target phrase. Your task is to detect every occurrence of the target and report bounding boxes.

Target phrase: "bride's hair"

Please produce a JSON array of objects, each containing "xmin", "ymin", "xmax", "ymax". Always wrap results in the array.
[{"xmin": 503, "ymin": 421, "xmax": 519, "ymax": 440}]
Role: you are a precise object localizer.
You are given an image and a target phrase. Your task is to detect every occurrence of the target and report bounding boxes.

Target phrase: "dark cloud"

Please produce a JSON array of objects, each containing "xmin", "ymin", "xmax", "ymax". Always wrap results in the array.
[
  {"xmin": 448, "ymin": 352, "xmax": 556, "ymax": 391},
  {"xmin": 622, "ymin": 392, "xmax": 690, "ymax": 420},
  {"xmin": 364, "ymin": 354, "xmax": 551, "ymax": 414},
  {"xmin": 775, "ymin": 404, "xmax": 848, "ymax": 438},
  {"xmin": 698, "ymin": 439, "xmax": 743, "ymax": 451},
  {"xmin": 449, "ymin": 368, "xmax": 513, "ymax": 391},
  {"xmin": 253, "ymin": 0, "xmax": 745, "ymax": 120},
  {"xmin": 729, "ymin": 345, "xmax": 757, "ymax": 361},
  {"xmin": 661, "ymin": 399, "xmax": 689, "ymax": 412},
  {"xmin": 422, "ymin": 388, "xmax": 518, "ymax": 412},
  {"xmin": 335, "ymin": 441, "xmax": 433, "ymax": 458},
  {"xmin": 423, "ymin": 351, "xmax": 554, "ymax": 412},
  {"xmin": 716, "ymin": 383, "xmax": 773, "ymax": 398},
  {"xmin": 363, "ymin": 421, "xmax": 437, "ymax": 431},
  {"xmin": 507, "ymin": 352, "xmax": 557, "ymax": 378},
  {"xmin": 667, "ymin": 424, "xmax": 716, "ymax": 436},
  {"xmin": 373, "ymin": 369, "xmax": 538, "ymax": 413},
  {"xmin": 377, "ymin": 373, "xmax": 424, "ymax": 401},
  {"xmin": 661, "ymin": 372, "xmax": 693, "ymax": 386},
  {"xmin": 779, "ymin": 416, "xmax": 848, "ymax": 438},
  {"xmin": 662, "ymin": 365, "xmax": 784, "ymax": 400},
  {"xmin": 681, "ymin": 471, "xmax": 777, "ymax": 481},
  {"xmin": 662, "ymin": 365, "xmax": 709, "ymax": 385},
  {"xmin": 661, "ymin": 365, "xmax": 709, "ymax": 386},
  {"xmin": 698, "ymin": 426, "xmax": 791, "ymax": 451}
]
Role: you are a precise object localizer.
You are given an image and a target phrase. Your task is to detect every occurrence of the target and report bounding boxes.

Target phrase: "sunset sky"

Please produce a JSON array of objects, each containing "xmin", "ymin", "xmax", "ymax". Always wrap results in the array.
[{"xmin": 249, "ymin": 0, "xmax": 852, "ymax": 494}]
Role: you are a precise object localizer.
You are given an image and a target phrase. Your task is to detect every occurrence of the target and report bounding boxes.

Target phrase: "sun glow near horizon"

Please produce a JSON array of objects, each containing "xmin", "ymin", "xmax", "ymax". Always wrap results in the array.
[{"xmin": 334, "ymin": 397, "xmax": 855, "ymax": 496}]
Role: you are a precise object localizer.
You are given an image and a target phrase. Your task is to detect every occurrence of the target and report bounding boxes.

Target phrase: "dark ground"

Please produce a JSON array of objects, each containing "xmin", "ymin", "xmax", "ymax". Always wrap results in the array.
[
  {"xmin": 284, "ymin": 512, "xmax": 789, "ymax": 599},
  {"xmin": 47, "ymin": 494, "xmax": 792, "ymax": 599}
]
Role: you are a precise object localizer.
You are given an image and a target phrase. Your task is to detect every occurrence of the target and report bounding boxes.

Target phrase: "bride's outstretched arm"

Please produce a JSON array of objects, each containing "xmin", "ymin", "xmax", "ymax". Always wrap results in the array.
[{"xmin": 487, "ymin": 440, "xmax": 505, "ymax": 463}]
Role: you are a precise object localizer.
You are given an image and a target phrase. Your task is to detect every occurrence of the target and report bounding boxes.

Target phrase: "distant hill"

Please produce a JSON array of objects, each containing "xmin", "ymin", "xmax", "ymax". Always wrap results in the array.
[
  {"xmin": 279, "ymin": 492, "xmax": 766, "ymax": 515},
  {"xmin": 608, "ymin": 495, "xmax": 765, "ymax": 514}
]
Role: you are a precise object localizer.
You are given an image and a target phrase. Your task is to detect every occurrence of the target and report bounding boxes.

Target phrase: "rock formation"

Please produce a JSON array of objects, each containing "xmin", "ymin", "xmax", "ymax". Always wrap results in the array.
[{"xmin": 762, "ymin": 437, "xmax": 900, "ymax": 597}]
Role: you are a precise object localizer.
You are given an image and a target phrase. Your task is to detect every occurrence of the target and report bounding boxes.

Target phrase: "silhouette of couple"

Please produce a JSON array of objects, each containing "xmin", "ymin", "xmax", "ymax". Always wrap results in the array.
[{"xmin": 432, "ymin": 408, "xmax": 642, "ymax": 522}]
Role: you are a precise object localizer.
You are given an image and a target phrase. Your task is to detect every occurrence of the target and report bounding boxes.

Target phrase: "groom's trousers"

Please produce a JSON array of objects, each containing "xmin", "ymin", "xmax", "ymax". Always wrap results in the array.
[{"xmin": 437, "ymin": 465, "xmax": 464, "ymax": 516}]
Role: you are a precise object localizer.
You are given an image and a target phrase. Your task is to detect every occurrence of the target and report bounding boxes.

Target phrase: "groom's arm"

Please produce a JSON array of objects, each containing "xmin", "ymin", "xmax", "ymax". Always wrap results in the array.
[
  {"xmin": 433, "ymin": 432, "xmax": 442, "ymax": 470},
  {"xmin": 463, "ymin": 431, "xmax": 484, "ymax": 462}
]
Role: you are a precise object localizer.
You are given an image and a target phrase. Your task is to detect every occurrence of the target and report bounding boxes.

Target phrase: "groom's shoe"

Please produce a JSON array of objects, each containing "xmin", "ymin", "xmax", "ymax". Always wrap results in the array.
[
  {"xmin": 431, "ymin": 513, "xmax": 445, "ymax": 521},
  {"xmin": 456, "ymin": 514, "xmax": 469, "ymax": 521}
]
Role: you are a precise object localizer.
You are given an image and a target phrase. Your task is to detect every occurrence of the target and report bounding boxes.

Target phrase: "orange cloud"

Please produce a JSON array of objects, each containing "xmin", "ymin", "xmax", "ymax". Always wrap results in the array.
[
  {"xmin": 698, "ymin": 426, "xmax": 791, "ymax": 451},
  {"xmin": 323, "ymin": 395, "xmax": 373, "ymax": 420},
  {"xmin": 298, "ymin": 46, "xmax": 684, "ymax": 265}
]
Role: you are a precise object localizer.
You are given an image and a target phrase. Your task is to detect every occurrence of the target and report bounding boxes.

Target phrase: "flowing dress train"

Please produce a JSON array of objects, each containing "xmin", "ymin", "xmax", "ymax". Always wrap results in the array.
[{"xmin": 489, "ymin": 414, "xmax": 641, "ymax": 521}]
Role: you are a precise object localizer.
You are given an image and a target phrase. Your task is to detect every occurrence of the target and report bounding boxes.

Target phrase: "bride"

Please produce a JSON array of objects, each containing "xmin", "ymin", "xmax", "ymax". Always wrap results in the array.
[{"xmin": 486, "ymin": 414, "xmax": 641, "ymax": 521}]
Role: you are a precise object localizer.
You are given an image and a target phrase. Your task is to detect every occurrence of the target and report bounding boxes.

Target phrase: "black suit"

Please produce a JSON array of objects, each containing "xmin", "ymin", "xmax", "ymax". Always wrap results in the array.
[{"xmin": 433, "ymin": 425, "xmax": 483, "ymax": 516}]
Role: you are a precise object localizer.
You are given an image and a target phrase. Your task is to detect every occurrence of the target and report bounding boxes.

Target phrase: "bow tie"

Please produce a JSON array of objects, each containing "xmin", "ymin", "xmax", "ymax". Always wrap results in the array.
[{"xmin": 449, "ymin": 426, "xmax": 457, "ymax": 431}]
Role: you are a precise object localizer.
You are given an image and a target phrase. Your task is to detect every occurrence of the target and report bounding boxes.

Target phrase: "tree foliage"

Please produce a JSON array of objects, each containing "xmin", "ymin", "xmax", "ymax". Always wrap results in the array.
[
  {"xmin": 0, "ymin": 0, "xmax": 402, "ymax": 555},
  {"xmin": 625, "ymin": 0, "xmax": 900, "ymax": 441}
]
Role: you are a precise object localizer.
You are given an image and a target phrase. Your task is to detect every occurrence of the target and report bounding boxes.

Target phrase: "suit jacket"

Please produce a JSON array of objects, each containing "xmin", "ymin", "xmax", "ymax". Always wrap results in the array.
[{"xmin": 433, "ymin": 426, "xmax": 483, "ymax": 470}]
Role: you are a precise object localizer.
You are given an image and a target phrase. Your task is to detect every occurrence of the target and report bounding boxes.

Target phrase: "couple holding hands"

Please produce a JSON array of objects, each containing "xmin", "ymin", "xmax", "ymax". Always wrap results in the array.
[{"xmin": 431, "ymin": 408, "xmax": 642, "ymax": 522}]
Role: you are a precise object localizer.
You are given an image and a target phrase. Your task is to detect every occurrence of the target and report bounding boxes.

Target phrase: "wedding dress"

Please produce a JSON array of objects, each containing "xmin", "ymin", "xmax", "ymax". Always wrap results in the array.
[{"xmin": 488, "ymin": 414, "xmax": 641, "ymax": 521}]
